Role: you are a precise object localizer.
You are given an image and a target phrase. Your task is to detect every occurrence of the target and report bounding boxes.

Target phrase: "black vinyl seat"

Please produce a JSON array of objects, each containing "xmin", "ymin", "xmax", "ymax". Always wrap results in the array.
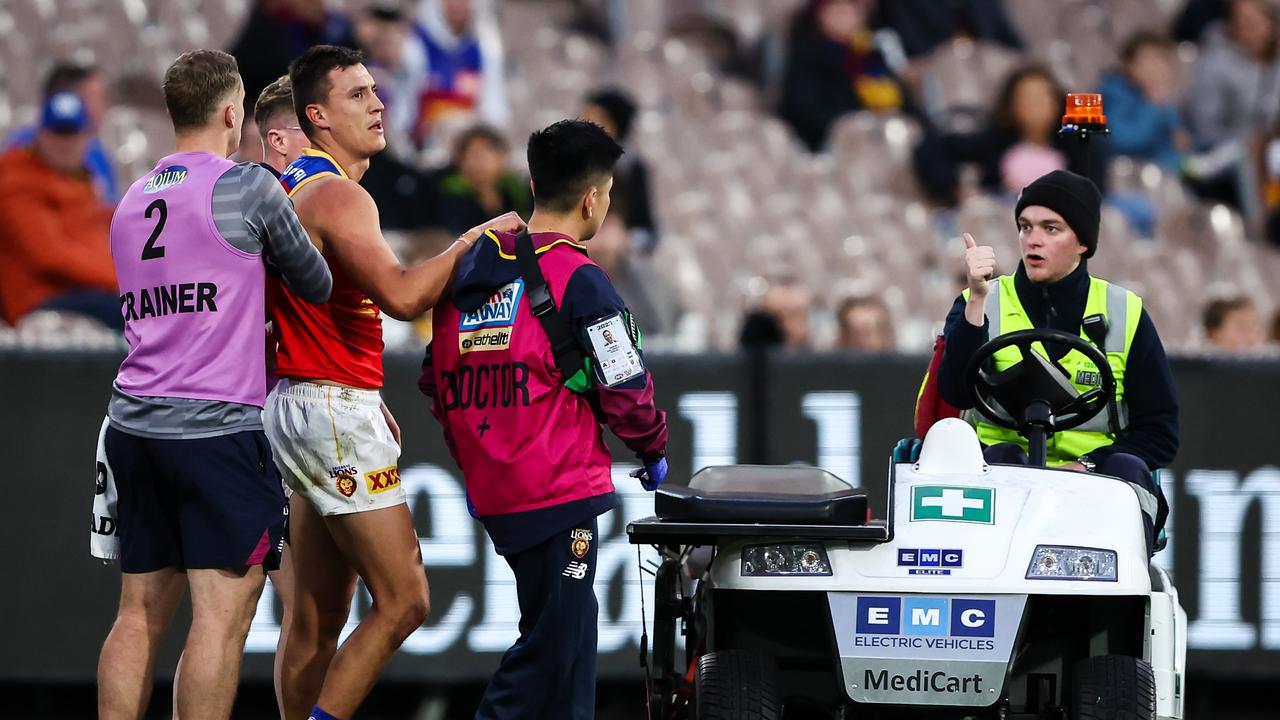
[{"xmin": 655, "ymin": 465, "xmax": 869, "ymax": 525}]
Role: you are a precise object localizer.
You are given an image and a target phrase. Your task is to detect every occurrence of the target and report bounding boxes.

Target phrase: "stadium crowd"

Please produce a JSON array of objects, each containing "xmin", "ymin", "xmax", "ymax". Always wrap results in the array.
[{"xmin": 2, "ymin": 0, "xmax": 1280, "ymax": 356}]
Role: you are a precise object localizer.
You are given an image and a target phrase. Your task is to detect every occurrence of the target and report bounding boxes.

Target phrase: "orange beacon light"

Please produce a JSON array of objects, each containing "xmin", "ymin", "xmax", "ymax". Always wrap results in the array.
[{"xmin": 1059, "ymin": 92, "xmax": 1109, "ymax": 141}]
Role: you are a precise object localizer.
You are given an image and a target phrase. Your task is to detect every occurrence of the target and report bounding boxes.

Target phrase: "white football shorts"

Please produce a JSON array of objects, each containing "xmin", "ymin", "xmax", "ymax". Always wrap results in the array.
[{"xmin": 263, "ymin": 379, "xmax": 405, "ymax": 516}]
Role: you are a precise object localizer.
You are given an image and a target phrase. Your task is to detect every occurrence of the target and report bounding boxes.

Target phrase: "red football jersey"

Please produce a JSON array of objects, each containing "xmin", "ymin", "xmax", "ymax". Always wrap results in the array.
[{"xmin": 268, "ymin": 149, "xmax": 384, "ymax": 389}]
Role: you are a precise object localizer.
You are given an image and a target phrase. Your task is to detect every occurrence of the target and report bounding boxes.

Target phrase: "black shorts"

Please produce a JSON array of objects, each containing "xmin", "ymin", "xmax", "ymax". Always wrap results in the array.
[{"xmin": 105, "ymin": 427, "xmax": 287, "ymax": 574}]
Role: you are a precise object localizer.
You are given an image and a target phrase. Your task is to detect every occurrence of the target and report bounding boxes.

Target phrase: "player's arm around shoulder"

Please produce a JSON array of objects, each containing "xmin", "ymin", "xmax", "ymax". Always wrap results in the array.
[
  {"xmin": 307, "ymin": 178, "xmax": 522, "ymax": 320},
  {"xmin": 239, "ymin": 163, "xmax": 332, "ymax": 304}
]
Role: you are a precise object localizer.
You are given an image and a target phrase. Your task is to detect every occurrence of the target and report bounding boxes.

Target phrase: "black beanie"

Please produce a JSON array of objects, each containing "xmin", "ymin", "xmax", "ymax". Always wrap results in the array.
[{"xmin": 1014, "ymin": 170, "xmax": 1103, "ymax": 258}]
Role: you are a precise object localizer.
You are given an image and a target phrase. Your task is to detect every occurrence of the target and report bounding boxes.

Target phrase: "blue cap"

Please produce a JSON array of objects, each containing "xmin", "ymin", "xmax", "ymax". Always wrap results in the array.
[{"xmin": 40, "ymin": 92, "xmax": 90, "ymax": 134}]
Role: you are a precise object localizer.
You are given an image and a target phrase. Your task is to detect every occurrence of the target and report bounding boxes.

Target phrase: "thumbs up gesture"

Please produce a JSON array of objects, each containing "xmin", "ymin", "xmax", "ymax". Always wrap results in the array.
[{"xmin": 963, "ymin": 232, "xmax": 996, "ymax": 297}]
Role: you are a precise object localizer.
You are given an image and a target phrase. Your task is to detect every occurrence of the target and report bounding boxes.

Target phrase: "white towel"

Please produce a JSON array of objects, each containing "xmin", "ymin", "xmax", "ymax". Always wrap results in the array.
[{"xmin": 91, "ymin": 416, "xmax": 120, "ymax": 561}]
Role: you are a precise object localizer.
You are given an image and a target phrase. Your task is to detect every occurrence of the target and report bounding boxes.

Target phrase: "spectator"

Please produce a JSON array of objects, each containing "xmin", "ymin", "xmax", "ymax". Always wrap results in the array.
[
  {"xmin": 565, "ymin": 0, "xmax": 616, "ymax": 46},
  {"xmin": 362, "ymin": 152, "xmax": 438, "ymax": 232},
  {"xmin": 666, "ymin": 13, "xmax": 757, "ymax": 80},
  {"xmin": 1099, "ymin": 32, "xmax": 1189, "ymax": 170},
  {"xmin": 6, "ymin": 62, "xmax": 116, "ymax": 201},
  {"xmin": 780, "ymin": 0, "xmax": 912, "ymax": 151},
  {"xmin": 1261, "ymin": 127, "xmax": 1280, "ymax": 246},
  {"xmin": 350, "ymin": 2, "xmax": 441, "ymax": 231},
  {"xmin": 1203, "ymin": 296, "xmax": 1265, "ymax": 353},
  {"xmin": 1270, "ymin": 200, "xmax": 1280, "ymax": 246},
  {"xmin": 1181, "ymin": 0, "xmax": 1280, "ymax": 209},
  {"xmin": 875, "ymin": 0, "xmax": 1023, "ymax": 59},
  {"xmin": 0, "ymin": 93, "xmax": 118, "ymax": 329},
  {"xmin": 355, "ymin": 1, "xmax": 425, "ymax": 160},
  {"xmin": 915, "ymin": 65, "xmax": 1108, "ymax": 205},
  {"xmin": 739, "ymin": 278, "xmax": 813, "ymax": 350},
  {"xmin": 410, "ymin": 0, "xmax": 510, "ymax": 144},
  {"xmin": 587, "ymin": 216, "xmax": 679, "ymax": 338},
  {"xmin": 582, "ymin": 88, "xmax": 659, "ymax": 252},
  {"xmin": 836, "ymin": 295, "xmax": 895, "ymax": 352},
  {"xmin": 229, "ymin": 0, "xmax": 356, "ymax": 120},
  {"xmin": 430, "ymin": 124, "xmax": 531, "ymax": 236},
  {"xmin": 1174, "ymin": 0, "xmax": 1230, "ymax": 43}
]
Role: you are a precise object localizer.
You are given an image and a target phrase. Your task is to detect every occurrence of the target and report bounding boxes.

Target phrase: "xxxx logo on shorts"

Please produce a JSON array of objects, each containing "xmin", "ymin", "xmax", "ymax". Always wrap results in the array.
[
  {"xmin": 335, "ymin": 473, "xmax": 357, "ymax": 498},
  {"xmin": 570, "ymin": 528, "xmax": 592, "ymax": 559},
  {"xmin": 365, "ymin": 466, "xmax": 401, "ymax": 495}
]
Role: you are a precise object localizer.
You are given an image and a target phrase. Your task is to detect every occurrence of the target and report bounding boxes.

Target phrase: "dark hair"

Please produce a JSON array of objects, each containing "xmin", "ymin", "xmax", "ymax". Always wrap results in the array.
[
  {"xmin": 836, "ymin": 293, "xmax": 894, "ymax": 349},
  {"xmin": 526, "ymin": 120, "xmax": 623, "ymax": 212},
  {"xmin": 44, "ymin": 62, "xmax": 97, "ymax": 97},
  {"xmin": 452, "ymin": 124, "xmax": 509, "ymax": 165},
  {"xmin": 366, "ymin": 1, "xmax": 403, "ymax": 22},
  {"xmin": 289, "ymin": 45, "xmax": 366, "ymax": 137},
  {"xmin": 163, "ymin": 50, "xmax": 242, "ymax": 133},
  {"xmin": 1121, "ymin": 30, "xmax": 1173, "ymax": 64},
  {"xmin": 837, "ymin": 294, "xmax": 888, "ymax": 319},
  {"xmin": 584, "ymin": 88, "xmax": 637, "ymax": 141},
  {"xmin": 991, "ymin": 64, "xmax": 1063, "ymax": 132},
  {"xmin": 1203, "ymin": 296, "xmax": 1255, "ymax": 333},
  {"xmin": 254, "ymin": 75, "xmax": 296, "ymax": 139},
  {"xmin": 1230, "ymin": 0, "xmax": 1280, "ymax": 61}
]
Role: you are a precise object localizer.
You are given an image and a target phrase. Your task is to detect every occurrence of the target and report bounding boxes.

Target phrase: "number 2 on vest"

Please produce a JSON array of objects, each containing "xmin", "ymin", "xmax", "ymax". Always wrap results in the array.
[{"xmin": 142, "ymin": 199, "xmax": 167, "ymax": 260}]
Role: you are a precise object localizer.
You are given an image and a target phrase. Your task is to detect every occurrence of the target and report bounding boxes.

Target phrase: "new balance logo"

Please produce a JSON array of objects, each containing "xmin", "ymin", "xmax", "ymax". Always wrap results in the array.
[{"xmin": 562, "ymin": 561, "xmax": 589, "ymax": 580}]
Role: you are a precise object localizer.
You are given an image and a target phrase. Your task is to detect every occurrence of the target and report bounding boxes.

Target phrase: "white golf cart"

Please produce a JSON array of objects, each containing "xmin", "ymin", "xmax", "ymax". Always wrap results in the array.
[{"xmin": 628, "ymin": 329, "xmax": 1186, "ymax": 719}]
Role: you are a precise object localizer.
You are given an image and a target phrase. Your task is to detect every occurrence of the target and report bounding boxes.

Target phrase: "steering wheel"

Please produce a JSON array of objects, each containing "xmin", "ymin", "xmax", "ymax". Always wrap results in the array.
[{"xmin": 964, "ymin": 328, "xmax": 1116, "ymax": 434}]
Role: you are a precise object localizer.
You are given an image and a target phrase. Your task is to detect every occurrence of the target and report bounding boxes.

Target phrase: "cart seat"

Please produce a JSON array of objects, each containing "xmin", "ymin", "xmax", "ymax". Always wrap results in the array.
[{"xmin": 655, "ymin": 465, "xmax": 868, "ymax": 525}]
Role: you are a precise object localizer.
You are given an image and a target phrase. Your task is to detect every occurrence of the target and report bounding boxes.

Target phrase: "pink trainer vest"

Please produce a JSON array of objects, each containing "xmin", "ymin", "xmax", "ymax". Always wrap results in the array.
[{"xmin": 111, "ymin": 152, "xmax": 268, "ymax": 407}]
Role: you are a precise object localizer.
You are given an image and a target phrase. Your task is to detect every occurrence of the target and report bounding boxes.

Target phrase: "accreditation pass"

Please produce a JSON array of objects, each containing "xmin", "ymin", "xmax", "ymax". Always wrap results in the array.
[{"xmin": 586, "ymin": 314, "xmax": 645, "ymax": 386}]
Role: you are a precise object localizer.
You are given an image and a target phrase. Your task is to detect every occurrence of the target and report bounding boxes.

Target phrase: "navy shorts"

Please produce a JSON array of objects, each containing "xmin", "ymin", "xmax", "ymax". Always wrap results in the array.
[{"xmin": 105, "ymin": 427, "xmax": 287, "ymax": 574}]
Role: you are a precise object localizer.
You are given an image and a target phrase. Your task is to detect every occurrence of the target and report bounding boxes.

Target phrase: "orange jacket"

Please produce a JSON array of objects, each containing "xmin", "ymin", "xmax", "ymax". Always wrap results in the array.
[{"xmin": 0, "ymin": 147, "xmax": 117, "ymax": 325}]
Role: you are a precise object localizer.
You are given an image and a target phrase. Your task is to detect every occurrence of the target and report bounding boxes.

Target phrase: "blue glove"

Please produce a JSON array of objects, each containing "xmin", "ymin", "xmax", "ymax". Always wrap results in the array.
[
  {"xmin": 630, "ymin": 456, "xmax": 668, "ymax": 491},
  {"xmin": 465, "ymin": 491, "xmax": 479, "ymax": 519}
]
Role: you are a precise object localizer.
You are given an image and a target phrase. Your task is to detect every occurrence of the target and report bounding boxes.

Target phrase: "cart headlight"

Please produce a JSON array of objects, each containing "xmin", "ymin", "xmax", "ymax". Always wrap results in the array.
[
  {"xmin": 1026, "ymin": 545, "xmax": 1117, "ymax": 581},
  {"xmin": 741, "ymin": 544, "xmax": 832, "ymax": 576}
]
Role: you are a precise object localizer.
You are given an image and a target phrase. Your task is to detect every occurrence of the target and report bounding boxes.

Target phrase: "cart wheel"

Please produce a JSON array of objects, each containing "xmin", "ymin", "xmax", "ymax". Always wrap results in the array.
[{"xmin": 694, "ymin": 650, "xmax": 780, "ymax": 720}]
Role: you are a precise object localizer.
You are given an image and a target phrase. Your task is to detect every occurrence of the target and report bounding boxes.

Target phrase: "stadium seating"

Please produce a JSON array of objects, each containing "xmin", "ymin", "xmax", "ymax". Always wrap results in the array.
[{"xmin": 2, "ymin": 0, "xmax": 1277, "ymax": 353}]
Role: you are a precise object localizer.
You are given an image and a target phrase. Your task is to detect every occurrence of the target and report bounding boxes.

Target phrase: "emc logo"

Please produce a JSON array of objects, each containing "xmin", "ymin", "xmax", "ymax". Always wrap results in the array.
[
  {"xmin": 855, "ymin": 597, "xmax": 995, "ymax": 638},
  {"xmin": 897, "ymin": 548, "xmax": 963, "ymax": 568}
]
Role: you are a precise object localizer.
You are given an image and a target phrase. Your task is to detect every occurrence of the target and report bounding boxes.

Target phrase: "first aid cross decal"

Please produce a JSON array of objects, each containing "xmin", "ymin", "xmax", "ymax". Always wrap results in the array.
[
  {"xmin": 911, "ymin": 486, "xmax": 995, "ymax": 524},
  {"xmin": 923, "ymin": 489, "xmax": 984, "ymax": 516}
]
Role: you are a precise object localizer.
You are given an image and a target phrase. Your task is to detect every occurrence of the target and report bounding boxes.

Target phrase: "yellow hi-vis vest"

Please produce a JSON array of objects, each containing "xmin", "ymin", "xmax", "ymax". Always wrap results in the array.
[{"xmin": 962, "ymin": 274, "xmax": 1143, "ymax": 465}]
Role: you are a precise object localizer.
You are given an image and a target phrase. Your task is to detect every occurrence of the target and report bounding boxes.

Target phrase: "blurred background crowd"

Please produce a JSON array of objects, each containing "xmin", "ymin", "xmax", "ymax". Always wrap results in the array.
[{"xmin": 3, "ymin": 0, "xmax": 1280, "ymax": 358}]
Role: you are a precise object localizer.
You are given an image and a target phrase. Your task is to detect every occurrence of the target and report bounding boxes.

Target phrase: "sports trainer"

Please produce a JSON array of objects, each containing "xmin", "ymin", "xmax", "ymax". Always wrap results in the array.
[
  {"xmin": 420, "ymin": 119, "xmax": 669, "ymax": 719},
  {"xmin": 937, "ymin": 169, "xmax": 1176, "ymax": 554},
  {"xmin": 98, "ymin": 49, "xmax": 331, "ymax": 720}
]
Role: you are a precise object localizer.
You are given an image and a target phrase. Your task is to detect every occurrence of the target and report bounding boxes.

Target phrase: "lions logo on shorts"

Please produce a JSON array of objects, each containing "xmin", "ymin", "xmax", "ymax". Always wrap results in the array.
[
  {"xmin": 336, "ymin": 473, "xmax": 357, "ymax": 498},
  {"xmin": 570, "ymin": 528, "xmax": 592, "ymax": 559}
]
